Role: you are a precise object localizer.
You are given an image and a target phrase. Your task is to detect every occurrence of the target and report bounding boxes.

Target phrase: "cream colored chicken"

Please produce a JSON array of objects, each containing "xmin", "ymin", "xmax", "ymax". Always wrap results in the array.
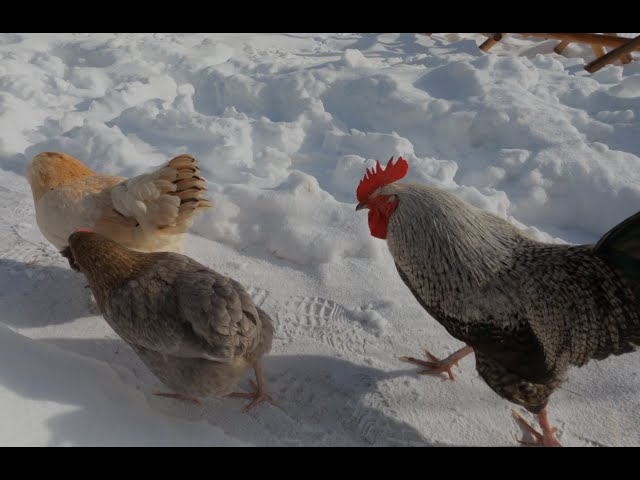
[{"xmin": 26, "ymin": 152, "xmax": 212, "ymax": 253}]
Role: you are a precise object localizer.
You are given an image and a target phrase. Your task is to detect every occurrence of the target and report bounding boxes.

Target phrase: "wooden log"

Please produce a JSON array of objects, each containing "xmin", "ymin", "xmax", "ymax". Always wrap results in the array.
[
  {"xmin": 520, "ymin": 33, "xmax": 640, "ymax": 50},
  {"xmin": 585, "ymin": 34, "xmax": 640, "ymax": 73},
  {"xmin": 554, "ymin": 39, "xmax": 571, "ymax": 54},
  {"xmin": 605, "ymin": 33, "xmax": 633, "ymax": 64},
  {"xmin": 479, "ymin": 33, "xmax": 507, "ymax": 52}
]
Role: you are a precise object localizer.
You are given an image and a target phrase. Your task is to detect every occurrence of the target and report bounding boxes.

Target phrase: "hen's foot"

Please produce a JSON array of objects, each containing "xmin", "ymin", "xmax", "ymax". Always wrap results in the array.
[
  {"xmin": 513, "ymin": 409, "xmax": 562, "ymax": 447},
  {"xmin": 400, "ymin": 345, "xmax": 473, "ymax": 381}
]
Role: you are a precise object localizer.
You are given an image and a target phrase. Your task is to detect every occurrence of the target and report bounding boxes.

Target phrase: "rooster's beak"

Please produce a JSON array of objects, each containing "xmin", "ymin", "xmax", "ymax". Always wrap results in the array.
[{"xmin": 355, "ymin": 202, "xmax": 367, "ymax": 211}]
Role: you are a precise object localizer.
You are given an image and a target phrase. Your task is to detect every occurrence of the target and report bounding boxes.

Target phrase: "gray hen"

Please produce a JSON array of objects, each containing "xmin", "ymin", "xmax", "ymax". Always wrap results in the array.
[
  {"xmin": 64, "ymin": 230, "xmax": 274, "ymax": 412},
  {"xmin": 356, "ymin": 156, "xmax": 640, "ymax": 446}
]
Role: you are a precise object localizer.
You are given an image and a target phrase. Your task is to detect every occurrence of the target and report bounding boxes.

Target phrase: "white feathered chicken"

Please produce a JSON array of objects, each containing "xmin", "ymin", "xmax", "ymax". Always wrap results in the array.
[
  {"xmin": 26, "ymin": 151, "xmax": 211, "ymax": 254},
  {"xmin": 356, "ymin": 156, "xmax": 640, "ymax": 447}
]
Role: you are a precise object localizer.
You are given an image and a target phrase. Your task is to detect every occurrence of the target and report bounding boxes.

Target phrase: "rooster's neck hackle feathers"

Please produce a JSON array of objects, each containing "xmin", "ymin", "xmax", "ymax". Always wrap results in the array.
[{"xmin": 386, "ymin": 183, "xmax": 526, "ymax": 278}]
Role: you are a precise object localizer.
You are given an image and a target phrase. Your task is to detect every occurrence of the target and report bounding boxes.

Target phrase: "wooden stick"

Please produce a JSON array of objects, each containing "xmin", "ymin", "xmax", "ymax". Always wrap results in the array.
[
  {"xmin": 605, "ymin": 33, "xmax": 633, "ymax": 64},
  {"xmin": 585, "ymin": 34, "xmax": 640, "ymax": 73},
  {"xmin": 479, "ymin": 33, "xmax": 507, "ymax": 52},
  {"xmin": 554, "ymin": 39, "xmax": 571, "ymax": 54},
  {"xmin": 520, "ymin": 33, "xmax": 640, "ymax": 50}
]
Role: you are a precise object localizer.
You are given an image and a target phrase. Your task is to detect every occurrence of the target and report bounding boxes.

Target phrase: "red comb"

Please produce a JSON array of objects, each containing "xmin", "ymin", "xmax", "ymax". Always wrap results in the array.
[
  {"xmin": 356, "ymin": 156, "xmax": 409, "ymax": 202},
  {"xmin": 74, "ymin": 227, "xmax": 93, "ymax": 233}
]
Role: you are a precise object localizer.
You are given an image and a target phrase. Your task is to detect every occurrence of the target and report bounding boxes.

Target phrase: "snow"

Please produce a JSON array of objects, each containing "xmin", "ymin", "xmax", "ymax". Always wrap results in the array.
[{"xmin": 0, "ymin": 32, "xmax": 639, "ymax": 446}]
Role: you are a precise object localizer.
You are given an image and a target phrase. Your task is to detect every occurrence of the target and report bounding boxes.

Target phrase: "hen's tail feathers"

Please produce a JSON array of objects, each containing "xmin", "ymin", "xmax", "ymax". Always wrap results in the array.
[
  {"xmin": 157, "ymin": 154, "xmax": 212, "ymax": 234},
  {"xmin": 110, "ymin": 154, "xmax": 212, "ymax": 237},
  {"xmin": 595, "ymin": 209, "xmax": 640, "ymax": 305}
]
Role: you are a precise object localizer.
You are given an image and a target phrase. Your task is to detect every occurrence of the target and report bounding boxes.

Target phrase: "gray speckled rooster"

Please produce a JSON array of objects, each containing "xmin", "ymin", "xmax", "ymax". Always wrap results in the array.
[
  {"xmin": 64, "ymin": 230, "xmax": 274, "ymax": 412},
  {"xmin": 356, "ymin": 156, "xmax": 640, "ymax": 446}
]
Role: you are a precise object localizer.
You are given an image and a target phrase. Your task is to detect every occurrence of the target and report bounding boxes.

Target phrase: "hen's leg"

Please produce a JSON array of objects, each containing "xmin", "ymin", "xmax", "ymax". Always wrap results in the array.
[
  {"xmin": 400, "ymin": 345, "xmax": 473, "ymax": 381},
  {"xmin": 226, "ymin": 360, "xmax": 274, "ymax": 412},
  {"xmin": 152, "ymin": 392, "xmax": 203, "ymax": 405},
  {"xmin": 513, "ymin": 408, "xmax": 562, "ymax": 447}
]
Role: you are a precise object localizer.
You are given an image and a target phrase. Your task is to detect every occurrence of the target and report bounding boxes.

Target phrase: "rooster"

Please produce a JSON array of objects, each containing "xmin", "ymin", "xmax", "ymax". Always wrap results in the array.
[
  {"xmin": 26, "ymin": 152, "xmax": 212, "ymax": 255},
  {"xmin": 63, "ymin": 230, "xmax": 274, "ymax": 412},
  {"xmin": 356, "ymin": 156, "xmax": 640, "ymax": 447}
]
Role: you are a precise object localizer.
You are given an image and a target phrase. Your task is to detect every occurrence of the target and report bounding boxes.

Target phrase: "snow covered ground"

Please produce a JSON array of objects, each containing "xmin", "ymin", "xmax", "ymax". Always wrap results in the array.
[{"xmin": 0, "ymin": 33, "xmax": 639, "ymax": 446}]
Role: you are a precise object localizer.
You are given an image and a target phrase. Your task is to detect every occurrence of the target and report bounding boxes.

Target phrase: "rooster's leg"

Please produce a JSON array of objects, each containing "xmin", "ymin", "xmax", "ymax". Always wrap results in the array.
[
  {"xmin": 513, "ymin": 408, "xmax": 562, "ymax": 447},
  {"xmin": 152, "ymin": 391, "xmax": 203, "ymax": 405},
  {"xmin": 226, "ymin": 360, "xmax": 274, "ymax": 412},
  {"xmin": 400, "ymin": 345, "xmax": 473, "ymax": 381}
]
